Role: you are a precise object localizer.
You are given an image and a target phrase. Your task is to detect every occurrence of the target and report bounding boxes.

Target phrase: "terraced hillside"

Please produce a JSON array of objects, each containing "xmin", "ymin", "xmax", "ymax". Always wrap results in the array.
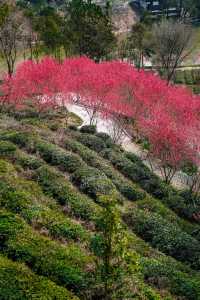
[{"xmin": 0, "ymin": 109, "xmax": 200, "ymax": 300}]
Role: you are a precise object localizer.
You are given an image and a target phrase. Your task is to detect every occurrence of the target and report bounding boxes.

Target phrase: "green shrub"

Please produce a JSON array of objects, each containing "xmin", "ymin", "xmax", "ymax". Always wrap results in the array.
[
  {"xmin": 136, "ymin": 197, "xmax": 200, "ymax": 241},
  {"xmin": 174, "ymin": 70, "xmax": 185, "ymax": 84},
  {"xmin": 0, "ymin": 255, "xmax": 79, "ymax": 300},
  {"xmin": 77, "ymin": 133, "xmax": 107, "ymax": 152},
  {"xmin": 140, "ymin": 177, "xmax": 168, "ymax": 199},
  {"xmin": 0, "ymin": 131, "xmax": 34, "ymax": 149},
  {"xmin": 141, "ymin": 258, "xmax": 200, "ymax": 300},
  {"xmin": 125, "ymin": 151, "xmax": 144, "ymax": 165},
  {"xmin": 95, "ymin": 132, "xmax": 113, "ymax": 147},
  {"xmin": 100, "ymin": 148, "xmax": 153, "ymax": 183},
  {"xmin": 95, "ymin": 132, "xmax": 110, "ymax": 141},
  {"xmin": 0, "ymin": 211, "xmax": 93, "ymax": 292},
  {"xmin": 35, "ymin": 141, "xmax": 85, "ymax": 172},
  {"xmin": 0, "ymin": 159, "xmax": 17, "ymax": 177},
  {"xmin": 71, "ymin": 166, "xmax": 116, "ymax": 201},
  {"xmin": 80, "ymin": 125, "xmax": 96, "ymax": 134},
  {"xmin": 184, "ymin": 70, "xmax": 194, "ymax": 85},
  {"xmin": 0, "ymin": 179, "xmax": 87, "ymax": 242},
  {"xmin": 97, "ymin": 147, "xmax": 200, "ymax": 222},
  {"xmin": 68, "ymin": 125, "xmax": 78, "ymax": 131},
  {"xmin": 163, "ymin": 191, "xmax": 200, "ymax": 223},
  {"xmin": 65, "ymin": 138, "xmax": 145, "ymax": 201},
  {"xmin": 126, "ymin": 208, "xmax": 200, "ymax": 269},
  {"xmin": 16, "ymin": 151, "xmax": 43, "ymax": 170},
  {"xmin": 35, "ymin": 166, "xmax": 100, "ymax": 220},
  {"xmin": 0, "ymin": 141, "xmax": 16, "ymax": 157}
]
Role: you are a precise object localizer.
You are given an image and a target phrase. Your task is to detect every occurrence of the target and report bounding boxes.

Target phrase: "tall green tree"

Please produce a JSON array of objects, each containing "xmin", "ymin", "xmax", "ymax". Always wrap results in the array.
[
  {"xmin": 119, "ymin": 23, "xmax": 151, "ymax": 69},
  {"xmin": 35, "ymin": 7, "xmax": 64, "ymax": 59},
  {"xmin": 0, "ymin": 3, "xmax": 10, "ymax": 27},
  {"xmin": 64, "ymin": 0, "xmax": 116, "ymax": 61},
  {"xmin": 90, "ymin": 194, "xmax": 138, "ymax": 300}
]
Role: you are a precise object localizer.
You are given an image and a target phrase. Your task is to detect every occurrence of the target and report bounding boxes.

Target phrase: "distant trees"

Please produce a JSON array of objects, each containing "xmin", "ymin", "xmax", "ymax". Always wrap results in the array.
[
  {"xmin": 151, "ymin": 19, "xmax": 193, "ymax": 82},
  {"xmin": 119, "ymin": 23, "xmax": 151, "ymax": 69},
  {"xmin": 0, "ymin": 3, "xmax": 26, "ymax": 76},
  {"xmin": 13, "ymin": 0, "xmax": 116, "ymax": 62},
  {"xmin": 36, "ymin": 7, "xmax": 64, "ymax": 59},
  {"xmin": 64, "ymin": 0, "xmax": 116, "ymax": 61}
]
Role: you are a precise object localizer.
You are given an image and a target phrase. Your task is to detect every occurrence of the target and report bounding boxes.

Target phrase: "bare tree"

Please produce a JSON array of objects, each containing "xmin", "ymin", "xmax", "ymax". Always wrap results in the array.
[
  {"xmin": 182, "ymin": 162, "xmax": 200, "ymax": 200},
  {"xmin": 151, "ymin": 19, "xmax": 193, "ymax": 83},
  {"xmin": 0, "ymin": 5, "xmax": 25, "ymax": 76},
  {"xmin": 108, "ymin": 114, "xmax": 131, "ymax": 145}
]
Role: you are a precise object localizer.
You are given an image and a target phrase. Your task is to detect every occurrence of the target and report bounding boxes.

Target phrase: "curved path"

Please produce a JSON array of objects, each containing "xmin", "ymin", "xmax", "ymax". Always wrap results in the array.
[{"xmin": 66, "ymin": 103, "xmax": 188, "ymax": 190}]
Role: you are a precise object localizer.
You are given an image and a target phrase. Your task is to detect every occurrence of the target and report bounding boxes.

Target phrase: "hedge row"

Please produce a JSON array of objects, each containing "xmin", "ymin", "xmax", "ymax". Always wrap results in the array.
[
  {"xmin": 1, "ymin": 132, "xmax": 200, "ymax": 299},
  {"xmin": 35, "ymin": 139, "xmax": 119, "ymax": 202},
  {"xmin": 64, "ymin": 138, "xmax": 145, "ymax": 201},
  {"xmin": 35, "ymin": 140, "xmax": 86, "ymax": 172},
  {"xmin": 75, "ymin": 132, "xmax": 108, "ymax": 153},
  {"xmin": 74, "ymin": 133, "xmax": 200, "ymax": 222},
  {"xmin": 0, "ymin": 141, "xmax": 17, "ymax": 157},
  {"xmin": 125, "ymin": 208, "xmax": 200, "ymax": 269},
  {"xmin": 124, "ymin": 152, "xmax": 200, "ymax": 221},
  {"xmin": 0, "ymin": 211, "xmax": 93, "ymax": 293},
  {"xmin": 34, "ymin": 165, "xmax": 100, "ymax": 221},
  {"xmin": 0, "ymin": 140, "xmax": 100, "ymax": 222},
  {"xmin": 0, "ymin": 131, "xmax": 120, "ymax": 202},
  {"xmin": 71, "ymin": 131, "xmax": 168, "ymax": 197},
  {"xmin": 141, "ymin": 257, "xmax": 200, "ymax": 300},
  {"xmin": 136, "ymin": 197, "xmax": 200, "ymax": 241},
  {"xmin": 0, "ymin": 169, "xmax": 88, "ymax": 242},
  {"xmin": 0, "ymin": 131, "xmax": 35, "ymax": 149},
  {"xmin": 0, "ymin": 255, "xmax": 79, "ymax": 300},
  {"xmin": 174, "ymin": 69, "xmax": 200, "ymax": 85}
]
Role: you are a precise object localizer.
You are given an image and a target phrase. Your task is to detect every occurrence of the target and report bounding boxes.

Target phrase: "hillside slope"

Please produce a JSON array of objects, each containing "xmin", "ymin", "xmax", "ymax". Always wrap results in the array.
[{"xmin": 0, "ymin": 109, "xmax": 200, "ymax": 299}]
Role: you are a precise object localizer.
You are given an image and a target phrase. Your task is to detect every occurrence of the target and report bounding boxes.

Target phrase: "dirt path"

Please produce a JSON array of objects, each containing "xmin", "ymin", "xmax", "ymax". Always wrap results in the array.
[{"xmin": 66, "ymin": 103, "xmax": 188, "ymax": 190}]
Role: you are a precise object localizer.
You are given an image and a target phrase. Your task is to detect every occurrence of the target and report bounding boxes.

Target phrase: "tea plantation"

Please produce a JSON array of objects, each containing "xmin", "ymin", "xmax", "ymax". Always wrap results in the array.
[{"xmin": 0, "ymin": 109, "xmax": 200, "ymax": 299}]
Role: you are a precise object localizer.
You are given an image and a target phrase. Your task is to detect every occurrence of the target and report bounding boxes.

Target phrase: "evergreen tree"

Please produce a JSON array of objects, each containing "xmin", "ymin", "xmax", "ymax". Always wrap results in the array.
[{"xmin": 64, "ymin": 0, "xmax": 116, "ymax": 61}]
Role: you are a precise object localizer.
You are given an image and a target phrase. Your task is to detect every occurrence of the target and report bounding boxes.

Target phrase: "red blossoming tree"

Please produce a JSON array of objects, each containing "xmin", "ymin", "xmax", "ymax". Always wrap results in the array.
[{"xmin": 1, "ymin": 56, "xmax": 200, "ymax": 185}]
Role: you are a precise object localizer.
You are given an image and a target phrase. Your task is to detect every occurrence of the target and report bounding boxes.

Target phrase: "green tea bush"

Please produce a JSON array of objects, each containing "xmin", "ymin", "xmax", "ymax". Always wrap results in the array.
[
  {"xmin": 68, "ymin": 125, "xmax": 78, "ymax": 131},
  {"xmin": 0, "ymin": 141, "xmax": 16, "ymax": 157},
  {"xmin": 35, "ymin": 141, "xmax": 85, "ymax": 172},
  {"xmin": 77, "ymin": 133, "xmax": 107, "ymax": 152},
  {"xmin": 0, "ymin": 255, "xmax": 79, "ymax": 300},
  {"xmin": 97, "ymin": 147, "xmax": 200, "ymax": 221},
  {"xmin": 174, "ymin": 70, "xmax": 185, "ymax": 84},
  {"xmin": 71, "ymin": 166, "xmax": 116, "ymax": 201},
  {"xmin": 163, "ymin": 191, "xmax": 200, "ymax": 223},
  {"xmin": 35, "ymin": 166, "xmax": 99, "ymax": 220},
  {"xmin": 65, "ymin": 139, "xmax": 144, "ymax": 201},
  {"xmin": 125, "ymin": 151, "xmax": 145, "ymax": 165},
  {"xmin": 141, "ymin": 257, "xmax": 200, "ymax": 300},
  {"xmin": 16, "ymin": 151, "xmax": 43, "ymax": 170},
  {"xmin": 0, "ymin": 131, "xmax": 33, "ymax": 149},
  {"xmin": 95, "ymin": 132, "xmax": 111, "ymax": 141},
  {"xmin": 0, "ymin": 159, "xmax": 17, "ymax": 177},
  {"xmin": 118, "ymin": 154, "xmax": 167, "ymax": 199},
  {"xmin": 0, "ymin": 179, "xmax": 87, "ymax": 242},
  {"xmin": 0, "ymin": 211, "xmax": 92, "ymax": 292},
  {"xmin": 126, "ymin": 209, "xmax": 200, "ymax": 269},
  {"xmin": 80, "ymin": 125, "xmax": 96, "ymax": 134},
  {"xmin": 136, "ymin": 197, "xmax": 200, "ymax": 241},
  {"xmin": 184, "ymin": 70, "xmax": 194, "ymax": 85},
  {"xmin": 100, "ymin": 148, "xmax": 155, "ymax": 184}
]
